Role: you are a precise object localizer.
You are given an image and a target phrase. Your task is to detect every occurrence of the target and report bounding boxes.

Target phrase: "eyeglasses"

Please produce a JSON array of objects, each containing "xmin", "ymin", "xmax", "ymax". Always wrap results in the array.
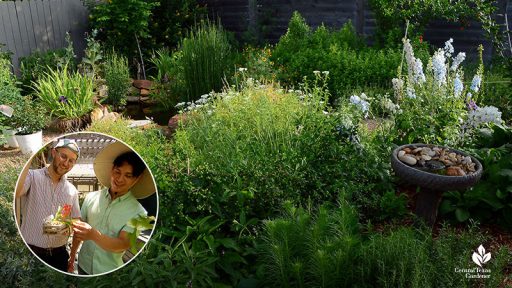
[{"xmin": 56, "ymin": 151, "xmax": 77, "ymax": 165}]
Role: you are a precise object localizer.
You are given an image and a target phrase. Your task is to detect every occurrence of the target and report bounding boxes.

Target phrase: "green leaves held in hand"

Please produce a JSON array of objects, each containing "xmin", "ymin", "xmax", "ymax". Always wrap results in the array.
[{"xmin": 127, "ymin": 215, "xmax": 156, "ymax": 254}]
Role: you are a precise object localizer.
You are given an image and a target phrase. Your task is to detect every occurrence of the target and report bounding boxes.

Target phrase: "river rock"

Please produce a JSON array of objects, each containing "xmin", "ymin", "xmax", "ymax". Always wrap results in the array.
[
  {"xmin": 398, "ymin": 150, "xmax": 406, "ymax": 158},
  {"xmin": 446, "ymin": 166, "xmax": 466, "ymax": 176},
  {"xmin": 399, "ymin": 154, "xmax": 417, "ymax": 166}
]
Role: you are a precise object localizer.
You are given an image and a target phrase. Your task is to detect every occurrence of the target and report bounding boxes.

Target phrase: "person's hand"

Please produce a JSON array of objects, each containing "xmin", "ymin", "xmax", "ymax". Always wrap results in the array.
[
  {"xmin": 67, "ymin": 256, "xmax": 75, "ymax": 273},
  {"xmin": 72, "ymin": 220, "xmax": 97, "ymax": 242}
]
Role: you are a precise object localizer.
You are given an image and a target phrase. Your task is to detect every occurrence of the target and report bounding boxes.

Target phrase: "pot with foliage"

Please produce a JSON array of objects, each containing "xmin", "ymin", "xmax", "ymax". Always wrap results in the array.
[{"xmin": 11, "ymin": 97, "xmax": 50, "ymax": 154}]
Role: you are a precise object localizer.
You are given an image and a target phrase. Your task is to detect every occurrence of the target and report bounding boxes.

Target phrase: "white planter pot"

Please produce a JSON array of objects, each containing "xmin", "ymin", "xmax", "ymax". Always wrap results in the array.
[
  {"xmin": 15, "ymin": 130, "xmax": 43, "ymax": 155},
  {"xmin": 2, "ymin": 129, "xmax": 19, "ymax": 148}
]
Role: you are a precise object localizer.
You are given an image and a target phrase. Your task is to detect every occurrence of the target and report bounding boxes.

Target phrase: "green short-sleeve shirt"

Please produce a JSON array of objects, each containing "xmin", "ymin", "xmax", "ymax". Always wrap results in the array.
[{"xmin": 78, "ymin": 188, "xmax": 146, "ymax": 275}]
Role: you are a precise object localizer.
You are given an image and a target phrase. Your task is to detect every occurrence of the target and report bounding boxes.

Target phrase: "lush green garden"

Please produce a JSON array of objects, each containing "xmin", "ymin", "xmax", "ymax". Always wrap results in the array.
[{"xmin": 1, "ymin": 0, "xmax": 511, "ymax": 287}]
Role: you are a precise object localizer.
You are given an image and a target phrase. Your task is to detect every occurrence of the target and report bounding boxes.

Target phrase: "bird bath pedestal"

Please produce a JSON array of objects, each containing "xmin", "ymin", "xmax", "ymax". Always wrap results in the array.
[{"xmin": 391, "ymin": 144, "xmax": 483, "ymax": 227}]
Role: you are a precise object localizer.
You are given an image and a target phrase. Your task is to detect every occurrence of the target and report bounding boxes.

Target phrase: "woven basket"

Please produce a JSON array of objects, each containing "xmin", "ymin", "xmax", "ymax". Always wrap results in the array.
[{"xmin": 391, "ymin": 143, "xmax": 483, "ymax": 191}]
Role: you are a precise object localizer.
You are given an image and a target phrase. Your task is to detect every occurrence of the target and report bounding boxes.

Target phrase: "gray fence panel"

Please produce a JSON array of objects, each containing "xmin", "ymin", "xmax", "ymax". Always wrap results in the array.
[{"xmin": 0, "ymin": 0, "xmax": 88, "ymax": 73}]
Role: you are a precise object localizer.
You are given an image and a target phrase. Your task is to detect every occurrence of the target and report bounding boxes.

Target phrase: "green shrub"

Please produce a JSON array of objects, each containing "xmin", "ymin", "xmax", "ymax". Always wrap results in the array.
[
  {"xmin": 19, "ymin": 34, "xmax": 75, "ymax": 93},
  {"xmin": 33, "ymin": 65, "xmax": 95, "ymax": 120},
  {"xmin": 480, "ymin": 67, "xmax": 512, "ymax": 122},
  {"xmin": 170, "ymin": 78, "xmax": 391, "ymax": 225},
  {"xmin": 178, "ymin": 20, "xmax": 236, "ymax": 102},
  {"xmin": 104, "ymin": 51, "xmax": 131, "ymax": 109},
  {"xmin": 0, "ymin": 58, "xmax": 23, "ymax": 128},
  {"xmin": 231, "ymin": 45, "xmax": 276, "ymax": 86},
  {"xmin": 85, "ymin": 0, "xmax": 159, "ymax": 62},
  {"xmin": 10, "ymin": 97, "xmax": 50, "ymax": 135},
  {"xmin": 271, "ymin": 12, "xmax": 403, "ymax": 100},
  {"xmin": 148, "ymin": 0, "xmax": 206, "ymax": 50}
]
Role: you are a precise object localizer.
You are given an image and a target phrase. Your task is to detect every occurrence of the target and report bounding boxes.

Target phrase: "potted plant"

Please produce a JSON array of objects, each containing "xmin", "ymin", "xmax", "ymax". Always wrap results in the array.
[
  {"xmin": 0, "ymin": 57, "xmax": 23, "ymax": 148},
  {"xmin": 11, "ymin": 97, "xmax": 50, "ymax": 154}
]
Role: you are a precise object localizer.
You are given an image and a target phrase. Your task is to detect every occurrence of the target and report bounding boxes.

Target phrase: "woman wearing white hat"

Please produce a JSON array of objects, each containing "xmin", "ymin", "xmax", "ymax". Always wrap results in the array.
[{"xmin": 68, "ymin": 141, "xmax": 156, "ymax": 275}]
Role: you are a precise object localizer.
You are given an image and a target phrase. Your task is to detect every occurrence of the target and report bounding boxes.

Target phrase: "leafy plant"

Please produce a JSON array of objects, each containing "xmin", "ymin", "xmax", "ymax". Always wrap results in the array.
[
  {"xmin": 440, "ymin": 124, "xmax": 512, "ymax": 226},
  {"xmin": 78, "ymin": 29, "xmax": 104, "ymax": 80},
  {"xmin": 369, "ymin": 0, "xmax": 502, "ymax": 51},
  {"xmin": 104, "ymin": 51, "xmax": 131, "ymax": 109},
  {"xmin": 178, "ymin": 20, "xmax": 236, "ymax": 102},
  {"xmin": 85, "ymin": 0, "xmax": 159, "ymax": 62},
  {"xmin": 0, "ymin": 57, "xmax": 23, "ymax": 128},
  {"xmin": 10, "ymin": 97, "xmax": 49, "ymax": 135},
  {"xmin": 126, "ymin": 215, "xmax": 156, "ymax": 254},
  {"xmin": 390, "ymin": 38, "xmax": 499, "ymax": 146},
  {"xmin": 260, "ymin": 201, "xmax": 360, "ymax": 287},
  {"xmin": 33, "ymin": 65, "xmax": 95, "ymax": 120},
  {"xmin": 271, "ymin": 11, "xmax": 405, "ymax": 101},
  {"xmin": 149, "ymin": 48, "xmax": 184, "ymax": 111},
  {"xmin": 231, "ymin": 45, "xmax": 276, "ymax": 85},
  {"xmin": 148, "ymin": 0, "xmax": 206, "ymax": 50},
  {"xmin": 18, "ymin": 33, "xmax": 75, "ymax": 93}
]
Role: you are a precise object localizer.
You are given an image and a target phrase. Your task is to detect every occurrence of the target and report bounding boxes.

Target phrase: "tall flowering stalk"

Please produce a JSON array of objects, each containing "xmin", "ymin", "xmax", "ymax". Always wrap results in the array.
[{"xmin": 391, "ymin": 38, "xmax": 497, "ymax": 146}]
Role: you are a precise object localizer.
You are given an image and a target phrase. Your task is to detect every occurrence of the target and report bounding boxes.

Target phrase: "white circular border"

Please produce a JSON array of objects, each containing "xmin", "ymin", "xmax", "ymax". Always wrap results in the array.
[{"xmin": 12, "ymin": 131, "xmax": 160, "ymax": 277}]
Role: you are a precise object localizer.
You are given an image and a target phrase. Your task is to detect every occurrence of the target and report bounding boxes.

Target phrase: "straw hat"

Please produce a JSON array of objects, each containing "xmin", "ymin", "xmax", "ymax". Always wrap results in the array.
[{"xmin": 93, "ymin": 141, "xmax": 156, "ymax": 199}]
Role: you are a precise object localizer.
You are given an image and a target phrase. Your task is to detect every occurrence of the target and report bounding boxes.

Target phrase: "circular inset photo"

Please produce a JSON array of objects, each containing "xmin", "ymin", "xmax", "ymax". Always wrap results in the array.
[{"xmin": 13, "ymin": 132, "xmax": 158, "ymax": 276}]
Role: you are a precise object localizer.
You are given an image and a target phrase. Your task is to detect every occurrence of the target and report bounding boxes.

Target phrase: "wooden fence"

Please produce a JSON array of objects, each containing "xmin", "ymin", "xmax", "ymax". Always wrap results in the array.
[{"xmin": 0, "ymin": 0, "xmax": 88, "ymax": 73}]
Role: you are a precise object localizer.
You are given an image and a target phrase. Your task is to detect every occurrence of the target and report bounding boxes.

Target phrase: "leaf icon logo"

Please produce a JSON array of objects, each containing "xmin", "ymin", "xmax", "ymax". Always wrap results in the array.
[{"xmin": 472, "ymin": 245, "xmax": 491, "ymax": 267}]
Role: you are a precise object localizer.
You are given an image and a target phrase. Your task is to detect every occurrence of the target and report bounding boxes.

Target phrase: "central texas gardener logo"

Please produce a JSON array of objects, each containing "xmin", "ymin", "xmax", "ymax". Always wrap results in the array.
[
  {"xmin": 454, "ymin": 244, "xmax": 492, "ymax": 279},
  {"xmin": 472, "ymin": 245, "xmax": 491, "ymax": 267}
]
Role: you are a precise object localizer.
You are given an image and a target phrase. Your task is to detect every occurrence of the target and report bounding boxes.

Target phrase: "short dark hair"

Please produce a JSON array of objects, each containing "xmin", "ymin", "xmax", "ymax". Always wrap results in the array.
[{"xmin": 113, "ymin": 152, "xmax": 146, "ymax": 177}]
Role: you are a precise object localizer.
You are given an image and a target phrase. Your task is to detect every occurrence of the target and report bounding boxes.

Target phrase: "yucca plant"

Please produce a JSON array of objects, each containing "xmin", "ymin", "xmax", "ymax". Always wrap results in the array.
[
  {"xmin": 33, "ymin": 65, "xmax": 94, "ymax": 131},
  {"xmin": 179, "ymin": 20, "xmax": 235, "ymax": 102}
]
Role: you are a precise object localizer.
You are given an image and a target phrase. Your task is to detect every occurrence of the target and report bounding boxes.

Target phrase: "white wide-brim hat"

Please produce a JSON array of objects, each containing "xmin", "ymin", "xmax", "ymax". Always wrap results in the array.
[{"xmin": 93, "ymin": 141, "xmax": 156, "ymax": 199}]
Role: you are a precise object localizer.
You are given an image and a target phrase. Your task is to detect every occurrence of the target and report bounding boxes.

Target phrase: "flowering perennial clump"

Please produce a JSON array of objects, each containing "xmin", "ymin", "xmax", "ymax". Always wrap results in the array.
[{"xmin": 388, "ymin": 37, "xmax": 502, "ymax": 145}]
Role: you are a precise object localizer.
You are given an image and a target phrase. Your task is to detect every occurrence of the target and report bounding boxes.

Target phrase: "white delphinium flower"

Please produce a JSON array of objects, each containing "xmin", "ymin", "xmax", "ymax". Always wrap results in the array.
[
  {"xmin": 381, "ymin": 98, "xmax": 401, "ymax": 114},
  {"xmin": 238, "ymin": 67, "xmax": 248, "ymax": 72},
  {"xmin": 313, "ymin": 70, "xmax": 320, "ymax": 75},
  {"xmin": 392, "ymin": 78, "xmax": 404, "ymax": 98},
  {"xmin": 470, "ymin": 74, "xmax": 482, "ymax": 92},
  {"xmin": 322, "ymin": 71, "xmax": 329, "ymax": 75},
  {"xmin": 413, "ymin": 58, "xmax": 426, "ymax": 84},
  {"xmin": 406, "ymin": 87, "xmax": 416, "ymax": 99},
  {"xmin": 454, "ymin": 74, "xmax": 463, "ymax": 97},
  {"xmin": 467, "ymin": 106, "xmax": 502, "ymax": 127},
  {"xmin": 432, "ymin": 50, "xmax": 447, "ymax": 86},
  {"xmin": 175, "ymin": 102, "xmax": 186, "ymax": 108},
  {"xmin": 349, "ymin": 94, "xmax": 370, "ymax": 117},
  {"xmin": 450, "ymin": 52, "xmax": 466, "ymax": 71},
  {"xmin": 403, "ymin": 39, "xmax": 416, "ymax": 80},
  {"xmin": 444, "ymin": 38, "xmax": 454, "ymax": 57}
]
